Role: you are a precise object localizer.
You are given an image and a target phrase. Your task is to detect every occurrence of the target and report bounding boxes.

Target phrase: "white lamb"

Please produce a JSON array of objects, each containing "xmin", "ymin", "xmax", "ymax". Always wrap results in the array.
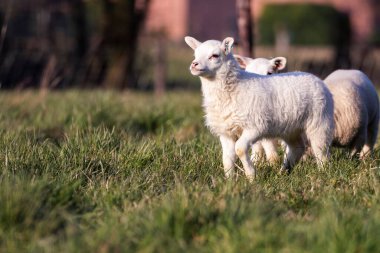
[
  {"xmin": 184, "ymin": 36, "xmax": 334, "ymax": 180},
  {"xmin": 238, "ymin": 55, "xmax": 380, "ymax": 160},
  {"xmin": 234, "ymin": 55, "xmax": 287, "ymax": 76},
  {"xmin": 324, "ymin": 69, "xmax": 379, "ymax": 158},
  {"xmin": 234, "ymin": 54, "xmax": 287, "ymax": 164}
]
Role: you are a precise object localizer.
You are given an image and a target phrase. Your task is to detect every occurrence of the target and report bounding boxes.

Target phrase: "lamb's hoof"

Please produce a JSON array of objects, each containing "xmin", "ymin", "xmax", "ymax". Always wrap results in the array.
[
  {"xmin": 224, "ymin": 168, "xmax": 235, "ymax": 180},
  {"xmin": 301, "ymin": 154, "xmax": 310, "ymax": 162},
  {"xmin": 267, "ymin": 155, "xmax": 280, "ymax": 166},
  {"xmin": 279, "ymin": 166, "xmax": 291, "ymax": 175},
  {"xmin": 246, "ymin": 173, "xmax": 256, "ymax": 182},
  {"xmin": 224, "ymin": 173, "xmax": 234, "ymax": 180},
  {"xmin": 250, "ymin": 155, "xmax": 260, "ymax": 163}
]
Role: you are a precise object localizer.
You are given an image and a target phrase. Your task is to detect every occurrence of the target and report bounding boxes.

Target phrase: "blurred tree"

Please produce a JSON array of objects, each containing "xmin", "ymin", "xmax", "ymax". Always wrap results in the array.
[
  {"xmin": 100, "ymin": 0, "xmax": 151, "ymax": 89},
  {"xmin": 332, "ymin": 11, "xmax": 351, "ymax": 69},
  {"xmin": 70, "ymin": 0, "xmax": 89, "ymax": 85},
  {"xmin": 259, "ymin": 4, "xmax": 350, "ymax": 46},
  {"xmin": 39, "ymin": 0, "xmax": 69, "ymax": 90},
  {"xmin": 0, "ymin": 0, "xmax": 151, "ymax": 89},
  {"xmin": 259, "ymin": 4, "xmax": 351, "ymax": 69},
  {"xmin": 236, "ymin": 0, "xmax": 253, "ymax": 57},
  {"xmin": 0, "ymin": 2, "xmax": 10, "ymax": 56}
]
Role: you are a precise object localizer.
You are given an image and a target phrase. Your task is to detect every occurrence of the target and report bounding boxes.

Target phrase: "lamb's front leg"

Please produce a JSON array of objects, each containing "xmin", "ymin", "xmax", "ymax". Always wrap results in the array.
[
  {"xmin": 220, "ymin": 135, "xmax": 237, "ymax": 178},
  {"xmin": 235, "ymin": 130, "xmax": 258, "ymax": 181}
]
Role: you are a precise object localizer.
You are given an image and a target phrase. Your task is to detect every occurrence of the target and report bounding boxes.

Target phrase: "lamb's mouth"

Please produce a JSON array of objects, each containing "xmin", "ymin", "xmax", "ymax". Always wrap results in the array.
[{"xmin": 190, "ymin": 68, "xmax": 206, "ymax": 75}]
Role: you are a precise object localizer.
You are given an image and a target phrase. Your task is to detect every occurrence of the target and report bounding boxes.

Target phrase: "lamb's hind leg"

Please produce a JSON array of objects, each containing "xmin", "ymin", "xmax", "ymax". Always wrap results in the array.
[
  {"xmin": 251, "ymin": 141, "xmax": 265, "ymax": 165},
  {"xmin": 281, "ymin": 137, "xmax": 305, "ymax": 173},
  {"xmin": 349, "ymin": 128, "xmax": 366, "ymax": 159},
  {"xmin": 262, "ymin": 139, "xmax": 280, "ymax": 165},
  {"xmin": 235, "ymin": 130, "xmax": 259, "ymax": 181},
  {"xmin": 309, "ymin": 134, "xmax": 331, "ymax": 169},
  {"xmin": 360, "ymin": 115, "xmax": 379, "ymax": 159}
]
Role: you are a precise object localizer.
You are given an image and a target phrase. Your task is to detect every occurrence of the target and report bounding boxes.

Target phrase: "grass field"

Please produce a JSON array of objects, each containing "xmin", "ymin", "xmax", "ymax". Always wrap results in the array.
[{"xmin": 0, "ymin": 90, "xmax": 379, "ymax": 252}]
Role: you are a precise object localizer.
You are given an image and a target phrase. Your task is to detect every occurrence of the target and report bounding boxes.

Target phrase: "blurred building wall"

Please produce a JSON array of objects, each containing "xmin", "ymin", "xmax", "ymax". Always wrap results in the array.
[
  {"xmin": 145, "ymin": 0, "xmax": 188, "ymax": 40},
  {"xmin": 145, "ymin": 0, "xmax": 237, "ymax": 41},
  {"xmin": 187, "ymin": 0, "xmax": 238, "ymax": 41},
  {"xmin": 145, "ymin": 0, "xmax": 379, "ymax": 45}
]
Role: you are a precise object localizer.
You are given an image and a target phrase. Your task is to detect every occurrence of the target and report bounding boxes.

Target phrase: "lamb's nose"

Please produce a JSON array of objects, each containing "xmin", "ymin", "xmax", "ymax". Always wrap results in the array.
[{"xmin": 191, "ymin": 61, "xmax": 199, "ymax": 68}]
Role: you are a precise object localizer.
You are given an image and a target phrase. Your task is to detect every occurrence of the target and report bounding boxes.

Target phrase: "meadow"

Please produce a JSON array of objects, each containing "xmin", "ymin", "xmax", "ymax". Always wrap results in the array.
[{"xmin": 0, "ymin": 90, "xmax": 379, "ymax": 252}]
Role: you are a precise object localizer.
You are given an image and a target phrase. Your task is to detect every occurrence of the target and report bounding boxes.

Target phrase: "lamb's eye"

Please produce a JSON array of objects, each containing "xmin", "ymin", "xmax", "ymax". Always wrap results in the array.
[{"xmin": 209, "ymin": 54, "xmax": 219, "ymax": 60}]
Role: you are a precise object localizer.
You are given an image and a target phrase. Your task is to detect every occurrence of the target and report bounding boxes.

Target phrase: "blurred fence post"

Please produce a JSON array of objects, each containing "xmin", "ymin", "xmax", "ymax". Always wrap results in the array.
[
  {"xmin": 40, "ymin": 54, "xmax": 57, "ymax": 92},
  {"xmin": 154, "ymin": 34, "xmax": 167, "ymax": 97},
  {"xmin": 275, "ymin": 25, "xmax": 290, "ymax": 54},
  {"xmin": 236, "ymin": 0, "xmax": 253, "ymax": 57}
]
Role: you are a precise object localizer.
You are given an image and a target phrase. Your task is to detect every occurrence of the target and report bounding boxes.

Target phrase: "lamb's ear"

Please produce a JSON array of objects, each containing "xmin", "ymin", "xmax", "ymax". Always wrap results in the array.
[
  {"xmin": 184, "ymin": 36, "xmax": 201, "ymax": 50},
  {"xmin": 221, "ymin": 37, "xmax": 234, "ymax": 55},
  {"xmin": 233, "ymin": 54, "xmax": 249, "ymax": 69},
  {"xmin": 270, "ymin": 57, "xmax": 287, "ymax": 71}
]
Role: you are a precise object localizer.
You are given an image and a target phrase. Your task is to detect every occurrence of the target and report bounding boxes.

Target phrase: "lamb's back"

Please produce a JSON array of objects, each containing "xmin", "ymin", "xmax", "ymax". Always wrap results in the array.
[
  {"xmin": 240, "ymin": 72, "xmax": 330, "ymax": 115},
  {"xmin": 232, "ymin": 72, "xmax": 331, "ymax": 136},
  {"xmin": 326, "ymin": 70, "xmax": 378, "ymax": 121},
  {"xmin": 325, "ymin": 69, "xmax": 379, "ymax": 145}
]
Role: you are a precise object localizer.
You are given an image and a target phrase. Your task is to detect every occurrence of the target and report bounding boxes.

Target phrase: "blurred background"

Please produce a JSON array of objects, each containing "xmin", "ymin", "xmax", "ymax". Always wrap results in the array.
[{"xmin": 1, "ymin": 0, "xmax": 380, "ymax": 92}]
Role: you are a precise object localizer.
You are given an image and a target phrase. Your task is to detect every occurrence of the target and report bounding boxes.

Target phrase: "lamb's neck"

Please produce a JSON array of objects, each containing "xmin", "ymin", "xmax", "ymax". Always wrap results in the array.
[
  {"xmin": 200, "ymin": 77, "xmax": 222, "ymax": 95},
  {"xmin": 219, "ymin": 59, "xmax": 242, "ymax": 86},
  {"xmin": 200, "ymin": 66, "xmax": 241, "ymax": 94},
  {"xmin": 200, "ymin": 77, "xmax": 235, "ymax": 114}
]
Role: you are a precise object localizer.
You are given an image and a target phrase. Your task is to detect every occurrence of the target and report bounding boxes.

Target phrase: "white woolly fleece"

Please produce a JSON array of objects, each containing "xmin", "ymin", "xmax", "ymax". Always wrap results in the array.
[
  {"xmin": 324, "ymin": 69, "xmax": 379, "ymax": 157},
  {"xmin": 185, "ymin": 36, "xmax": 334, "ymax": 179}
]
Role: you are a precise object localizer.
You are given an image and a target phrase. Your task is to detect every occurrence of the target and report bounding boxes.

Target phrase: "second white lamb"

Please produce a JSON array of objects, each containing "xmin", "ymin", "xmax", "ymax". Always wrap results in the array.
[{"xmin": 238, "ymin": 55, "xmax": 379, "ymax": 160}]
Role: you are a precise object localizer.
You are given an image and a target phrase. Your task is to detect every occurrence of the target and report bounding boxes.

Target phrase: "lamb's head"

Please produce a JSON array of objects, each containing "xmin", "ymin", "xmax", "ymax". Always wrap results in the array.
[
  {"xmin": 234, "ymin": 55, "xmax": 287, "ymax": 75},
  {"xmin": 184, "ymin": 36, "xmax": 235, "ymax": 78}
]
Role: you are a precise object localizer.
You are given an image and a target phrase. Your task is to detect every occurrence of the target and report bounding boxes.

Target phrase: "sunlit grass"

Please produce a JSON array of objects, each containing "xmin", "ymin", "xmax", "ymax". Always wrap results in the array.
[{"xmin": 0, "ymin": 90, "xmax": 379, "ymax": 252}]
